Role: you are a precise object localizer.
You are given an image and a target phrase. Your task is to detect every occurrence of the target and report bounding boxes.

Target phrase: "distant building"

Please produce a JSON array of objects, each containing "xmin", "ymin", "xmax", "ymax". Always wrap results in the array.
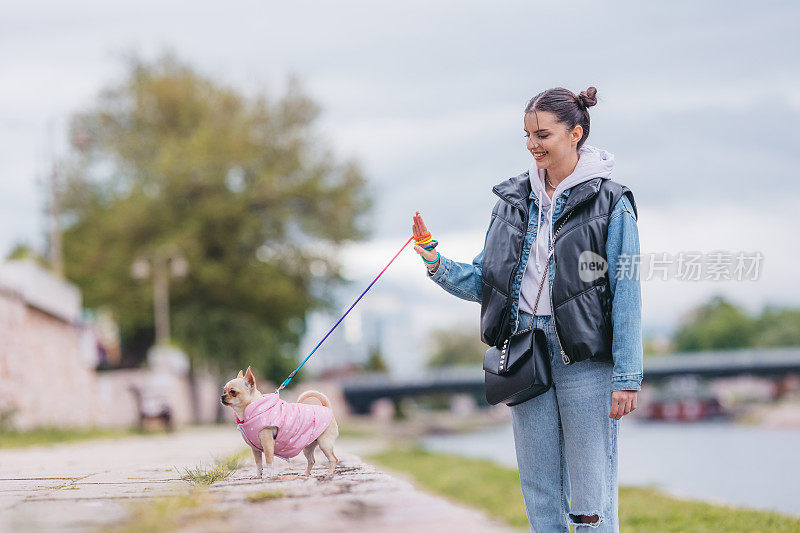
[
  {"xmin": 0, "ymin": 259, "xmax": 219, "ymax": 430},
  {"xmin": 298, "ymin": 279, "xmax": 428, "ymax": 378},
  {"xmin": 0, "ymin": 259, "xmax": 100, "ymax": 429}
]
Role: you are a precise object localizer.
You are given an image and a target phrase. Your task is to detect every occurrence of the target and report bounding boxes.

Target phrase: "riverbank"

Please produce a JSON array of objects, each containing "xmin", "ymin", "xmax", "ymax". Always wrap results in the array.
[
  {"xmin": 336, "ymin": 407, "xmax": 800, "ymax": 530},
  {"xmin": 415, "ymin": 415, "xmax": 800, "ymax": 518},
  {"xmin": 366, "ymin": 444, "xmax": 800, "ymax": 532}
]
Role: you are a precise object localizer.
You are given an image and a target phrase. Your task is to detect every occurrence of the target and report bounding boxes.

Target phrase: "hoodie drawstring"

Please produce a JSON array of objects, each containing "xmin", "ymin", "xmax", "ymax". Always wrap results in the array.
[{"xmin": 535, "ymin": 201, "xmax": 543, "ymax": 271}]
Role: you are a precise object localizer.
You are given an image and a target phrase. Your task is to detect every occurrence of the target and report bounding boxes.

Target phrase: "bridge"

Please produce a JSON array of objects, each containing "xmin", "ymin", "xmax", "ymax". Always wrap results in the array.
[{"xmin": 340, "ymin": 347, "xmax": 800, "ymax": 414}]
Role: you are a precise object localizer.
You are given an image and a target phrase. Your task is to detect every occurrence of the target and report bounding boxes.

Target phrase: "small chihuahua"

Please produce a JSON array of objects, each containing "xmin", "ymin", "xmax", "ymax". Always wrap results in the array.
[{"xmin": 220, "ymin": 366, "xmax": 339, "ymax": 479}]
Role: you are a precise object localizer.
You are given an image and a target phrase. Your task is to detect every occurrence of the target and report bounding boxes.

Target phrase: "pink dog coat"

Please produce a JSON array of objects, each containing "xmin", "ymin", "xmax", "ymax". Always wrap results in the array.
[{"xmin": 235, "ymin": 393, "xmax": 333, "ymax": 460}]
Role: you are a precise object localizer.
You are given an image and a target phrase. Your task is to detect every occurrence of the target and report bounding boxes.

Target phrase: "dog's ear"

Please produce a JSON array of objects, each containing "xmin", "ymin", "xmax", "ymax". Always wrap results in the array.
[
  {"xmin": 237, "ymin": 370, "xmax": 244, "ymax": 379},
  {"xmin": 244, "ymin": 366, "xmax": 255, "ymax": 388}
]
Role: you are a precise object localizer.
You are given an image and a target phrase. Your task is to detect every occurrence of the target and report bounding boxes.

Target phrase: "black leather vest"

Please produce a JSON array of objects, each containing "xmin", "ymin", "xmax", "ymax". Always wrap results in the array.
[{"xmin": 479, "ymin": 171, "xmax": 637, "ymax": 365}]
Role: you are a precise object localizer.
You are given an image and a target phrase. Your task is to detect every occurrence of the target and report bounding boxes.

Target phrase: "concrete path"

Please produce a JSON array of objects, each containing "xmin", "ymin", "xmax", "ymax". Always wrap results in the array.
[{"xmin": 0, "ymin": 426, "xmax": 516, "ymax": 532}]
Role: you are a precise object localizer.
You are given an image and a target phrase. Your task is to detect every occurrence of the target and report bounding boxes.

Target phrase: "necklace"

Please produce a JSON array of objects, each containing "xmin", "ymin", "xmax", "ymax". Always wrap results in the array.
[{"xmin": 545, "ymin": 171, "xmax": 555, "ymax": 189}]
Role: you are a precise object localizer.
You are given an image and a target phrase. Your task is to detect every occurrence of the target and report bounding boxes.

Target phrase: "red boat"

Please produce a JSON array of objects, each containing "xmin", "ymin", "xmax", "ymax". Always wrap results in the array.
[{"xmin": 645, "ymin": 395, "xmax": 726, "ymax": 421}]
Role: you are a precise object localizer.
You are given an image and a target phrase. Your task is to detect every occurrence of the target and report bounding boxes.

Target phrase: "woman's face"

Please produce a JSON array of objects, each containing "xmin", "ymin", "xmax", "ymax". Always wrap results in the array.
[{"xmin": 523, "ymin": 110, "xmax": 583, "ymax": 170}]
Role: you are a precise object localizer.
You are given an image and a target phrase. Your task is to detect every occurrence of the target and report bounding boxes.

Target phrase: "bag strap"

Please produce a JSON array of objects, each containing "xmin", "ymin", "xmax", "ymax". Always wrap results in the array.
[{"xmin": 517, "ymin": 210, "xmax": 573, "ymax": 334}]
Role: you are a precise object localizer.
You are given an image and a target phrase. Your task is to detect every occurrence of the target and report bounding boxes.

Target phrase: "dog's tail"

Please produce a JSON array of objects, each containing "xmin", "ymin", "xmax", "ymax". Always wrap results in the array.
[{"xmin": 297, "ymin": 390, "xmax": 331, "ymax": 408}]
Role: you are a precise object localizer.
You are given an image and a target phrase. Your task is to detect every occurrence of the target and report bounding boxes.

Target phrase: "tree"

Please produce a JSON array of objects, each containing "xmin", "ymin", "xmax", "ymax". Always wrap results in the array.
[
  {"xmin": 363, "ymin": 345, "xmax": 388, "ymax": 372},
  {"xmin": 672, "ymin": 295, "xmax": 756, "ymax": 352},
  {"xmin": 60, "ymin": 53, "xmax": 372, "ymax": 381},
  {"xmin": 5, "ymin": 243, "xmax": 46, "ymax": 266},
  {"xmin": 753, "ymin": 307, "xmax": 800, "ymax": 347},
  {"xmin": 426, "ymin": 325, "xmax": 486, "ymax": 368}
]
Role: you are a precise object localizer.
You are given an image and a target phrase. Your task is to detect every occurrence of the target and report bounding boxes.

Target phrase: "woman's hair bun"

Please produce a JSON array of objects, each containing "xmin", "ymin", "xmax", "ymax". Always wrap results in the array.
[{"xmin": 577, "ymin": 87, "xmax": 598, "ymax": 110}]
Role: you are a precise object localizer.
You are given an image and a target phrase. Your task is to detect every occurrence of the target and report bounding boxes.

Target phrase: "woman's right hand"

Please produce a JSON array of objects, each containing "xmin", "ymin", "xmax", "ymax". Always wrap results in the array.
[{"xmin": 412, "ymin": 211, "xmax": 440, "ymax": 272}]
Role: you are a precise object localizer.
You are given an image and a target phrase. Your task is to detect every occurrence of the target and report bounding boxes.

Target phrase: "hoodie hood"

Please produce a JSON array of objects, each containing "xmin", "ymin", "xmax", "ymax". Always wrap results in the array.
[{"xmin": 528, "ymin": 144, "xmax": 615, "ymax": 278}]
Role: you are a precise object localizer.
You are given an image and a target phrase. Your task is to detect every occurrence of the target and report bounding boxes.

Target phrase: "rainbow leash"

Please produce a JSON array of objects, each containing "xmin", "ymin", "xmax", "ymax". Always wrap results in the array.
[{"xmin": 275, "ymin": 234, "xmax": 434, "ymax": 394}]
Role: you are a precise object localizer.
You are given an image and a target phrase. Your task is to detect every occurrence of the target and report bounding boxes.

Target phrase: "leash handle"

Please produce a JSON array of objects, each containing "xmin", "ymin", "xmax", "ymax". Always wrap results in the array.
[{"xmin": 276, "ymin": 235, "xmax": 415, "ymax": 390}]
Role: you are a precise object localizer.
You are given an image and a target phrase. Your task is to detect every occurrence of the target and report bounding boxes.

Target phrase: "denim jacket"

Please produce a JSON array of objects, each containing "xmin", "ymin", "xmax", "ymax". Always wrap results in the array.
[{"xmin": 426, "ymin": 186, "xmax": 643, "ymax": 391}]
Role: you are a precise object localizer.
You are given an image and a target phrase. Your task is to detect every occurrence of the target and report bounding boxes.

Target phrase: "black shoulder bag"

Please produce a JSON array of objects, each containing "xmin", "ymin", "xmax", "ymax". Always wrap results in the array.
[{"xmin": 483, "ymin": 210, "xmax": 572, "ymax": 406}]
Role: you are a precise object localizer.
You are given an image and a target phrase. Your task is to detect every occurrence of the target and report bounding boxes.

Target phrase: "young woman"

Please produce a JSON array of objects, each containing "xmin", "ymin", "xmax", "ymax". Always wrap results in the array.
[{"xmin": 412, "ymin": 86, "xmax": 642, "ymax": 532}]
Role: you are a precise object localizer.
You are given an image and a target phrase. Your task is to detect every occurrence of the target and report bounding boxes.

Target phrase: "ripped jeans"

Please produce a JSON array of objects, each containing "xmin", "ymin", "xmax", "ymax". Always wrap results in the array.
[{"xmin": 510, "ymin": 311, "xmax": 620, "ymax": 532}]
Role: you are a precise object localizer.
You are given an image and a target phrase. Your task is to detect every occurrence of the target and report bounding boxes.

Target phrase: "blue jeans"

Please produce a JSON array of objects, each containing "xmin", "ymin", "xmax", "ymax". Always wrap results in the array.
[{"xmin": 510, "ymin": 310, "xmax": 619, "ymax": 532}]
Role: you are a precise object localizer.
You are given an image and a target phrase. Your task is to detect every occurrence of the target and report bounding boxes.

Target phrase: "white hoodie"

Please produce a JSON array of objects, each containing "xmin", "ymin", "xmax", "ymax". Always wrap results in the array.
[{"xmin": 519, "ymin": 144, "xmax": 616, "ymax": 316}]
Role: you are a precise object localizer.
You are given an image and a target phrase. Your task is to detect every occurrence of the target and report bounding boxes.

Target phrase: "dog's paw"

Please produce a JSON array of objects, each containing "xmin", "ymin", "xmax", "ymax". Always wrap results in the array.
[{"xmin": 253, "ymin": 472, "xmax": 263, "ymax": 480}]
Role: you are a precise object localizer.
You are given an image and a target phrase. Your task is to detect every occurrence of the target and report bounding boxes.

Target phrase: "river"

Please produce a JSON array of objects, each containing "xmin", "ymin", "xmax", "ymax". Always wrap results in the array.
[{"xmin": 421, "ymin": 419, "xmax": 800, "ymax": 517}]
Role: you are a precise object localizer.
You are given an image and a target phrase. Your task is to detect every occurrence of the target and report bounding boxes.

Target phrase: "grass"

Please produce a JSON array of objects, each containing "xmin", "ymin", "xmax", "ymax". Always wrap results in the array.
[
  {"xmin": 619, "ymin": 485, "xmax": 800, "ymax": 532},
  {"xmin": 367, "ymin": 445, "xmax": 800, "ymax": 533},
  {"xmin": 336, "ymin": 425, "xmax": 377, "ymax": 439},
  {"xmin": 178, "ymin": 448, "xmax": 250, "ymax": 486},
  {"xmin": 0, "ymin": 426, "xmax": 142, "ymax": 449},
  {"xmin": 368, "ymin": 444, "xmax": 529, "ymax": 529},
  {"xmin": 102, "ymin": 490, "xmax": 213, "ymax": 533},
  {"xmin": 108, "ymin": 448, "xmax": 253, "ymax": 532},
  {"xmin": 246, "ymin": 489, "xmax": 286, "ymax": 502}
]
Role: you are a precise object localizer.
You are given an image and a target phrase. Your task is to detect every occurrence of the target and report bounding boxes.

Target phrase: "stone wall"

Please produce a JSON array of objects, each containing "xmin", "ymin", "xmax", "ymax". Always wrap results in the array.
[
  {"xmin": 0, "ymin": 286, "xmax": 101, "ymax": 429},
  {"xmin": 0, "ymin": 285, "xmax": 219, "ymax": 430}
]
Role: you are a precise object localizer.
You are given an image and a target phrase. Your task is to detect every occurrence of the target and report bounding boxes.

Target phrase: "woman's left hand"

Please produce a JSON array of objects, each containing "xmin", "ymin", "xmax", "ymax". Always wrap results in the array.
[{"xmin": 610, "ymin": 390, "xmax": 638, "ymax": 420}]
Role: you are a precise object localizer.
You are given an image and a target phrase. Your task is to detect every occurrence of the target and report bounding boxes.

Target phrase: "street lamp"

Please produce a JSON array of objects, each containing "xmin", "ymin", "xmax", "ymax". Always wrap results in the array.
[{"xmin": 132, "ymin": 245, "xmax": 189, "ymax": 346}]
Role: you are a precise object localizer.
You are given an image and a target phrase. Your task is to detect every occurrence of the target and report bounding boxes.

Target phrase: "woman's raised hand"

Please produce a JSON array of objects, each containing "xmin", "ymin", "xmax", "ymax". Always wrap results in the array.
[{"xmin": 412, "ymin": 211, "xmax": 440, "ymax": 269}]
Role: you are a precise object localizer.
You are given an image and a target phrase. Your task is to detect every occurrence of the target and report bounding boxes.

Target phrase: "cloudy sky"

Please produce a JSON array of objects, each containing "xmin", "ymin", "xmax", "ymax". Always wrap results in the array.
[{"xmin": 2, "ymin": 1, "xmax": 798, "ymax": 373}]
